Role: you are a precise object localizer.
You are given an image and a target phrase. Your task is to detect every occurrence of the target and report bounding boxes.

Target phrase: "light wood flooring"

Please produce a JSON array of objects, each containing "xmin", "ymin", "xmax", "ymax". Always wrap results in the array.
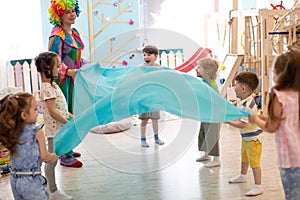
[{"xmin": 0, "ymin": 118, "xmax": 285, "ymax": 200}]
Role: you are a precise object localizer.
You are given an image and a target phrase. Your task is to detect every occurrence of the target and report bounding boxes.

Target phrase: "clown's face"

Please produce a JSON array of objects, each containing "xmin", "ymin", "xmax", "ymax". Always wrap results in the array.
[{"xmin": 61, "ymin": 8, "xmax": 77, "ymax": 25}]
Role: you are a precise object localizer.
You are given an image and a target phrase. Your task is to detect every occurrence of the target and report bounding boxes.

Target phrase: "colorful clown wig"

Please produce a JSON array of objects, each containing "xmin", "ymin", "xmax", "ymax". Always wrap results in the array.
[{"xmin": 48, "ymin": 0, "xmax": 81, "ymax": 26}]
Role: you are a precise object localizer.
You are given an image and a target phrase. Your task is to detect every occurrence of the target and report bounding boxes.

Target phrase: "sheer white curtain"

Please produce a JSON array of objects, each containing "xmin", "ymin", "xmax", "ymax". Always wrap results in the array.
[
  {"xmin": 148, "ymin": 0, "xmax": 214, "ymax": 46},
  {"xmin": 0, "ymin": 60, "xmax": 7, "ymax": 90},
  {"xmin": 0, "ymin": 0, "xmax": 43, "ymax": 90}
]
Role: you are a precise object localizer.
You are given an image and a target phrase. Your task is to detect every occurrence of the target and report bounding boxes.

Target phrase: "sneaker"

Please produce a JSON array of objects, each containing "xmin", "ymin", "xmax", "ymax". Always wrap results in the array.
[
  {"xmin": 141, "ymin": 140, "xmax": 150, "ymax": 148},
  {"xmin": 60, "ymin": 156, "xmax": 83, "ymax": 168},
  {"xmin": 228, "ymin": 174, "xmax": 247, "ymax": 183},
  {"xmin": 155, "ymin": 138, "xmax": 165, "ymax": 145},
  {"xmin": 205, "ymin": 160, "xmax": 221, "ymax": 168},
  {"xmin": 196, "ymin": 155, "xmax": 211, "ymax": 162},
  {"xmin": 246, "ymin": 185, "xmax": 263, "ymax": 196},
  {"xmin": 49, "ymin": 190, "xmax": 73, "ymax": 200}
]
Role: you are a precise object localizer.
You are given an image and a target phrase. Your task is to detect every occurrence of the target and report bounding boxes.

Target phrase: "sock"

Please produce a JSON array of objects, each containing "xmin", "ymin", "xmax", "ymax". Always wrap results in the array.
[
  {"xmin": 154, "ymin": 134, "xmax": 159, "ymax": 140},
  {"xmin": 240, "ymin": 174, "xmax": 246, "ymax": 179},
  {"xmin": 213, "ymin": 156, "xmax": 220, "ymax": 162},
  {"xmin": 254, "ymin": 184, "xmax": 262, "ymax": 188},
  {"xmin": 65, "ymin": 150, "xmax": 73, "ymax": 157}
]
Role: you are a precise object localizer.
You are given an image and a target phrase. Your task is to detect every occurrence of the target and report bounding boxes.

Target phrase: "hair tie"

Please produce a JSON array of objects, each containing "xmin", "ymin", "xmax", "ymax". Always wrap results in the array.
[{"xmin": 286, "ymin": 46, "xmax": 293, "ymax": 54}]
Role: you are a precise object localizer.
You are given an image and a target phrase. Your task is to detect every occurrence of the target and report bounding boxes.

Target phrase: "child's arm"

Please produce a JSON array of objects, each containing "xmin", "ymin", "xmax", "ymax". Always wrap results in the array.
[
  {"xmin": 36, "ymin": 129, "xmax": 58, "ymax": 163},
  {"xmin": 249, "ymin": 95, "xmax": 281, "ymax": 133},
  {"xmin": 46, "ymin": 98, "xmax": 69, "ymax": 124},
  {"xmin": 227, "ymin": 119, "xmax": 248, "ymax": 129}
]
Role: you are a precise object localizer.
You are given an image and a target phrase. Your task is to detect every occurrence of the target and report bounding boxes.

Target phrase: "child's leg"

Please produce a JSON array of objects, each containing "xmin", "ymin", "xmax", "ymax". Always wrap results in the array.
[
  {"xmin": 44, "ymin": 138, "xmax": 58, "ymax": 193},
  {"xmin": 246, "ymin": 166, "xmax": 263, "ymax": 196},
  {"xmin": 249, "ymin": 139, "xmax": 262, "ymax": 183},
  {"xmin": 152, "ymin": 119, "xmax": 158, "ymax": 134},
  {"xmin": 204, "ymin": 123, "xmax": 221, "ymax": 167},
  {"xmin": 198, "ymin": 122, "xmax": 207, "ymax": 152},
  {"xmin": 241, "ymin": 162, "xmax": 249, "ymax": 175},
  {"xmin": 207, "ymin": 123, "xmax": 220, "ymax": 157},
  {"xmin": 140, "ymin": 119, "xmax": 150, "ymax": 147},
  {"xmin": 196, "ymin": 123, "xmax": 210, "ymax": 162},
  {"xmin": 241, "ymin": 139, "xmax": 251, "ymax": 175},
  {"xmin": 229, "ymin": 139, "xmax": 249, "ymax": 183},
  {"xmin": 204, "ymin": 141, "xmax": 221, "ymax": 167},
  {"xmin": 44, "ymin": 140, "xmax": 74, "ymax": 199},
  {"xmin": 13, "ymin": 175, "xmax": 49, "ymax": 199},
  {"xmin": 140, "ymin": 119, "xmax": 148, "ymax": 138},
  {"xmin": 152, "ymin": 119, "xmax": 164, "ymax": 145},
  {"xmin": 252, "ymin": 167, "xmax": 262, "ymax": 185},
  {"xmin": 228, "ymin": 162, "xmax": 249, "ymax": 183},
  {"xmin": 246, "ymin": 140, "xmax": 263, "ymax": 196}
]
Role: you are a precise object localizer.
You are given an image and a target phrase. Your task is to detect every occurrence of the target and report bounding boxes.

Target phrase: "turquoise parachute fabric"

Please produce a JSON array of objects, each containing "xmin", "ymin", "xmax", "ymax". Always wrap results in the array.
[{"xmin": 54, "ymin": 63, "xmax": 249, "ymax": 155}]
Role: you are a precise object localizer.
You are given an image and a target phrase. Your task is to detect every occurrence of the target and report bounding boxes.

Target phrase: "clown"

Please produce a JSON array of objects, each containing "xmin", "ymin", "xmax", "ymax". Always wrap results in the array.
[{"xmin": 48, "ymin": 0, "xmax": 87, "ymax": 114}]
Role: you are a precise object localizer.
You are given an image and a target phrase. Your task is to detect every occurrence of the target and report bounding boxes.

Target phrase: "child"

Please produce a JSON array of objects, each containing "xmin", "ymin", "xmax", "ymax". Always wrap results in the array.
[
  {"xmin": 35, "ymin": 51, "xmax": 82, "ymax": 199},
  {"xmin": 139, "ymin": 45, "xmax": 165, "ymax": 147},
  {"xmin": 250, "ymin": 47, "xmax": 300, "ymax": 200},
  {"xmin": 227, "ymin": 72, "xmax": 263, "ymax": 196},
  {"xmin": 195, "ymin": 58, "xmax": 221, "ymax": 168},
  {"xmin": 0, "ymin": 92, "xmax": 58, "ymax": 199},
  {"xmin": 0, "ymin": 144, "xmax": 10, "ymax": 175}
]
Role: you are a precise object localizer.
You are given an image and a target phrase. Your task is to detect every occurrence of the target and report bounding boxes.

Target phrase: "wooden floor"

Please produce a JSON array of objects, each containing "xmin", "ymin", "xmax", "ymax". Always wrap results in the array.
[{"xmin": 0, "ymin": 118, "xmax": 285, "ymax": 200}]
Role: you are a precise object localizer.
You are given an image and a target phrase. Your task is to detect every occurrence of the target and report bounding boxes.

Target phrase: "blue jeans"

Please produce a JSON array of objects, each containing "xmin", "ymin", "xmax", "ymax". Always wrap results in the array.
[
  {"xmin": 280, "ymin": 167, "xmax": 300, "ymax": 200},
  {"xmin": 10, "ymin": 174, "xmax": 49, "ymax": 200}
]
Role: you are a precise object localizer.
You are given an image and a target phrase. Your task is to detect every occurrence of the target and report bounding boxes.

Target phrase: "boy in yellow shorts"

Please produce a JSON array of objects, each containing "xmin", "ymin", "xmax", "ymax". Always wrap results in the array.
[
  {"xmin": 0, "ymin": 144, "xmax": 10, "ymax": 175},
  {"xmin": 227, "ymin": 72, "xmax": 263, "ymax": 196}
]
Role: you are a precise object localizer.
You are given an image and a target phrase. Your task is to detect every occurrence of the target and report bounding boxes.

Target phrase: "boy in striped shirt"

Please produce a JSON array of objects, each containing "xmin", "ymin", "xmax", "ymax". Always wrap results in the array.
[{"xmin": 227, "ymin": 72, "xmax": 263, "ymax": 196}]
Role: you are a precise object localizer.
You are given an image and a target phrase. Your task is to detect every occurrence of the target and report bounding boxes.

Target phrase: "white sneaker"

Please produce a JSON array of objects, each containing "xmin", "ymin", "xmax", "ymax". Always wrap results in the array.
[
  {"xmin": 205, "ymin": 160, "xmax": 221, "ymax": 168},
  {"xmin": 141, "ymin": 140, "xmax": 150, "ymax": 148},
  {"xmin": 246, "ymin": 185, "xmax": 263, "ymax": 196},
  {"xmin": 49, "ymin": 190, "xmax": 73, "ymax": 200},
  {"xmin": 228, "ymin": 174, "xmax": 247, "ymax": 183},
  {"xmin": 196, "ymin": 155, "xmax": 211, "ymax": 162}
]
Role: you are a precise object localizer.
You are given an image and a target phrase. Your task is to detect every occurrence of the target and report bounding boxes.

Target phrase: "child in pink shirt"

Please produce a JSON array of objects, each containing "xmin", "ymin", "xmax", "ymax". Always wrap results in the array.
[{"xmin": 250, "ymin": 47, "xmax": 300, "ymax": 200}]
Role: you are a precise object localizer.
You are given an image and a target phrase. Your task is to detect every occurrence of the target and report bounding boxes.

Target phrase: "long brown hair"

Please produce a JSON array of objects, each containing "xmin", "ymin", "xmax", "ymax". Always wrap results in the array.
[
  {"xmin": 0, "ymin": 92, "xmax": 34, "ymax": 155},
  {"xmin": 35, "ymin": 51, "xmax": 58, "ymax": 85},
  {"xmin": 268, "ymin": 47, "xmax": 300, "ymax": 121}
]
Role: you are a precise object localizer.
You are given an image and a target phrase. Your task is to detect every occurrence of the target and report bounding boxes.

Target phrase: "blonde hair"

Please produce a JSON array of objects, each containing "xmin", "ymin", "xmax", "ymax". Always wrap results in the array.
[{"xmin": 197, "ymin": 58, "xmax": 219, "ymax": 80}]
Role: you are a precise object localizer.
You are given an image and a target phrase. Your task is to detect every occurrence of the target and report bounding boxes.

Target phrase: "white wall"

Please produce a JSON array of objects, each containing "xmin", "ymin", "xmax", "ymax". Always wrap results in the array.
[
  {"xmin": 0, "ymin": 0, "xmax": 43, "ymax": 90},
  {"xmin": 149, "ymin": 0, "xmax": 214, "ymax": 46}
]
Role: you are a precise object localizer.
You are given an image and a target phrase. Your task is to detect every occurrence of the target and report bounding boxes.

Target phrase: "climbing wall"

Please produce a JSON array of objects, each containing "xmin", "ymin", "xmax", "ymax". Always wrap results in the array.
[{"xmin": 216, "ymin": 54, "xmax": 244, "ymax": 98}]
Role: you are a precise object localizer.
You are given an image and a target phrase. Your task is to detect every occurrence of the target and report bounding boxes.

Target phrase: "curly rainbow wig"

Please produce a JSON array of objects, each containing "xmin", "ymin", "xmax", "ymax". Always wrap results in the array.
[{"xmin": 48, "ymin": 0, "xmax": 81, "ymax": 26}]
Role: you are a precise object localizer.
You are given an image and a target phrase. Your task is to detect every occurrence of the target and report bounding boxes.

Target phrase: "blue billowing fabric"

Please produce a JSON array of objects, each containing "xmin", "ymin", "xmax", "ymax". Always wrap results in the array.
[{"xmin": 54, "ymin": 63, "xmax": 249, "ymax": 155}]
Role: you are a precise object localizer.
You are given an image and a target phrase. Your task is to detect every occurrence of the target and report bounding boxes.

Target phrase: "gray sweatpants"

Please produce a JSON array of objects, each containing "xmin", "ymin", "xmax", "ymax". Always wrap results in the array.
[
  {"xmin": 44, "ymin": 138, "xmax": 58, "ymax": 193},
  {"xmin": 198, "ymin": 122, "xmax": 221, "ymax": 156}
]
